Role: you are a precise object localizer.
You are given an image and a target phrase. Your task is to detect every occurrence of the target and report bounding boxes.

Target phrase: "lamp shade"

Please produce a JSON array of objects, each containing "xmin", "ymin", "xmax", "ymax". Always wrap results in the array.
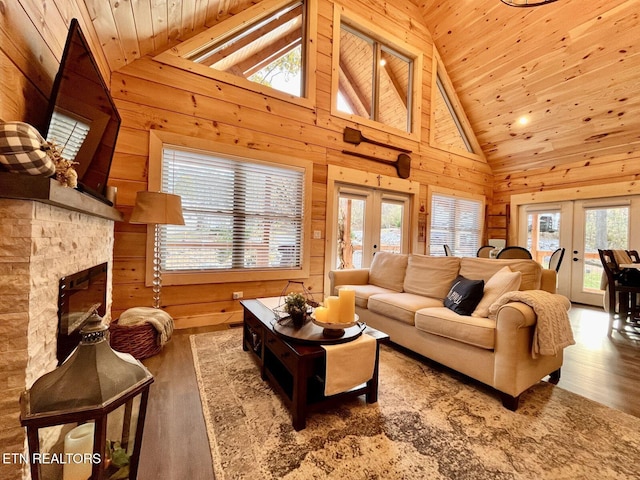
[{"xmin": 130, "ymin": 191, "xmax": 185, "ymax": 225}]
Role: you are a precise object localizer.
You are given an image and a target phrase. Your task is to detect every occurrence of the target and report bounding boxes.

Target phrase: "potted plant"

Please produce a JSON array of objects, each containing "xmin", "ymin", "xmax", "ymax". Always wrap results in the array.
[{"xmin": 284, "ymin": 292, "xmax": 307, "ymax": 327}]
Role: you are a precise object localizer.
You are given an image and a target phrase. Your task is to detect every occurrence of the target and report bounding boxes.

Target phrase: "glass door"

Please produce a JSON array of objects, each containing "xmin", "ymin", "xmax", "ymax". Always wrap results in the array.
[
  {"xmin": 335, "ymin": 185, "xmax": 410, "ymax": 269},
  {"xmin": 519, "ymin": 197, "xmax": 640, "ymax": 305},
  {"xmin": 570, "ymin": 199, "xmax": 633, "ymax": 305}
]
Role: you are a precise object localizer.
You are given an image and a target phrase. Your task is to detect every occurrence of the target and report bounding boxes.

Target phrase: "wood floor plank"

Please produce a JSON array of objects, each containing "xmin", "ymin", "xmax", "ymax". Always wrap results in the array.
[{"xmin": 135, "ymin": 305, "xmax": 639, "ymax": 479}]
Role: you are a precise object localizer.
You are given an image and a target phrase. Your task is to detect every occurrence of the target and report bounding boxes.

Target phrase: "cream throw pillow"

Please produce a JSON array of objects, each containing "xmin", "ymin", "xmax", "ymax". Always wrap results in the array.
[
  {"xmin": 472, "ymin": 266, "xmax": 522, "ymax": 318},
  {"xmin": 369, "ymin": 251, "xmax": 408, "ymax": 292}
]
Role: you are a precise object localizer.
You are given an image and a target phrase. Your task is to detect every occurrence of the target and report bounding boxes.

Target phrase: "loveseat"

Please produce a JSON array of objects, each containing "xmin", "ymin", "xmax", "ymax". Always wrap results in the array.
[{"xmin": 329, "ymin": 252, "xmax": 571, "ymax": 410}]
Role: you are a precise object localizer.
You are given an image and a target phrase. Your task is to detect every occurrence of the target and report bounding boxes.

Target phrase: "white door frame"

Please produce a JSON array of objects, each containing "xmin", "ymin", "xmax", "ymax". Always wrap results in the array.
[
  {"xmin": 324, "ymin": 165, "xmax": 420, "ymax": 297},
  {"xmin": 511, "ymin": 181, "xmax": 640, "ymax": 304}
]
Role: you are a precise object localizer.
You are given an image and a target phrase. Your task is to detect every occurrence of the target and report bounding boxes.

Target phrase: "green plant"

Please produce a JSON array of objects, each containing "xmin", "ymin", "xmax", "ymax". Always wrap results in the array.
[{"xmin": 284, "ymin": 292, "xmax": 307, "ymax": 314}]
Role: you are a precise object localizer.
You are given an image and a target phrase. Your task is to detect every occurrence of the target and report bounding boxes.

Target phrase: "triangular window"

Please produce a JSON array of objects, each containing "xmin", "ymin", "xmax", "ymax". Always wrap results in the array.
[
  {"xmin": 169, "ymin": 0, "xmax": 309, "ymax": 99},
  {"xmin": 430, "ymin": 49, "xmax": 484, "ymax": 160}
]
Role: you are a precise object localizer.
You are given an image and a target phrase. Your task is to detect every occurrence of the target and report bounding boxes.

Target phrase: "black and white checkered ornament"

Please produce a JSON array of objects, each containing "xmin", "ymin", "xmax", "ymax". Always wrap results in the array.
[{"xmin": 0, "ymin": 121, "xmax": 56, "ymax": 176}]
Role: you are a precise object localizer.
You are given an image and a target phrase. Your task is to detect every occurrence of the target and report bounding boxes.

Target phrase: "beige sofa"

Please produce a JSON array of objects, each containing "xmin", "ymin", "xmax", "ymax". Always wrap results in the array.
[{"xmin": 329, "ymin": 252, "xmax": 569, "ymax": 410}]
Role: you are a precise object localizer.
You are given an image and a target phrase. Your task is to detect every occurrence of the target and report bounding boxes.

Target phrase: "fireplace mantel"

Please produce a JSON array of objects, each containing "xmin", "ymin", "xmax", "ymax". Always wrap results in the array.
[{"xmin": 0, "ymin": 172, "xmax": 123, "ymax": 221}]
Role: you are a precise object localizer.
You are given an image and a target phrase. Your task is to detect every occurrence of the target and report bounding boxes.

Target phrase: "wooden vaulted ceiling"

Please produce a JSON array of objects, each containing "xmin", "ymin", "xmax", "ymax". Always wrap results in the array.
[{"xmin": 83, "ymin": 0, "xmax": 639, "ymax": 176}]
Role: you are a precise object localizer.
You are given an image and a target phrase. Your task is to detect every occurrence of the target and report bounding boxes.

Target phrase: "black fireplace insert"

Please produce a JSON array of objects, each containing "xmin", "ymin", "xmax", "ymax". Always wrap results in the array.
[{"xmin": 57, "ymin": 262, "xmax": 107, "ymax": 363}]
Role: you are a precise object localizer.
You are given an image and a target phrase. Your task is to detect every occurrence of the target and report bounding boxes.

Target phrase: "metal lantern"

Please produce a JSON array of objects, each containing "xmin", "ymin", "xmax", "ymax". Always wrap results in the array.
[{"xmin": 20, "ymin": 312, "xmax": 154, "ymax": 480}]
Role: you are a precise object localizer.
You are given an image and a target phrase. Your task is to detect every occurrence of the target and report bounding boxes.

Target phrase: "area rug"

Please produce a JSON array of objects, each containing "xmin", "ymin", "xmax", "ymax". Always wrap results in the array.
[{"xmin": 191, "ymin": 329, "xmax": 640, "ymax": 480}]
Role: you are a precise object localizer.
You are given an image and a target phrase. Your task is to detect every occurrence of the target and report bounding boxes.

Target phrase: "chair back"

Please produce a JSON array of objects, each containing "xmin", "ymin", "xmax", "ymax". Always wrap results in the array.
[
  {"xmin": 626, "ymin": 250, "xmax": 640, "ymax": 263},
  {"xmin": 496, "ymin": 246, "xmax": 532, "ymax": 259},
  {"xmin": 443, "ymin": 245, "xmax": 453, "ymax": 256},
  {"xmin": 476, "ymin": 245, "xmax": 495, "ymax": 258},
  {"xmin": 548, "ymin": 247, "xmax": 565, "ymax": 272},
  {"xmin": 598, "ymin": 249, "xmax": 620, "ymax": 314}
]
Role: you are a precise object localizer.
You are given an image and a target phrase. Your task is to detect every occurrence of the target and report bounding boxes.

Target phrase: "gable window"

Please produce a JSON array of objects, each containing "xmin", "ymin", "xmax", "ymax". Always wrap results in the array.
[
  {"xmin": 429, "ymin": 191, "xmax": 483, "ymax": 257},
  {"xmin": 430, "ymin": 48, "xmax": 485, "ymax": 161},
  {"xmin": 187, "ymin": 1, "xmax": 306, "ymax": 97},
  {"xmin": 148, "ymin": 132, "xmax": 312, "ymax": 285},
  {"xmin": 331, "ymin": 8, "xmax": 422, "ymax": 137},
  {"xmin": 155, "ymin": 0, "xmax": 317, "ymax": 108}
]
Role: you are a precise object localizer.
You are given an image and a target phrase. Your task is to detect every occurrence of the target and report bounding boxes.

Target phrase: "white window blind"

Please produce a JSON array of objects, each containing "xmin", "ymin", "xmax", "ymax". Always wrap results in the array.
[
  {"xmin": 46, "ymin": 109, "xmax": 90, "ymax": 161},
  {"xmin": 159, "ymin": 147, "xmax": 305, "ymax": 272},
  {"xmin": 430, "ymin": 194, "xmax": 482, "ymax": 257}
]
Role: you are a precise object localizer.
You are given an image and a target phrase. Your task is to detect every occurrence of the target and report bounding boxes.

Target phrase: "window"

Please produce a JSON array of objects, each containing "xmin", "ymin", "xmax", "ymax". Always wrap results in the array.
[
  {"xmin": 147, "ymin": 132, "xmax": 312, "ymax": 285},
  {"xmin": 155, "ymin": 0, "xmax": 317, "ymax": 108},
  {"xmin": 429, "ymin": 193, "xmax": 483, "ymax": 257},
  {"xmin": 331, "ymin": 9, "xmax": 422, "ymax": 136},
  {"xmin": 160, "ymin": 147, "xmax": 306, "ymax": 275},
  {"xmin": 46, "ymin": 109, "xmax": 90, "ymax": 161},
  {"xmin": 430, "ymin": 48, "xmax": 484, "ymax": 160}
]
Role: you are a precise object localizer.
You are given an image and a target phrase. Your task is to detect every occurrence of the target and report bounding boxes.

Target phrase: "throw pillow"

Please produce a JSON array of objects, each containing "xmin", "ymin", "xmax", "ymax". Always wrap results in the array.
[
  {"xmin": 0, "ymin": 121, "xmax": 56, "ymax": 176},
  {"xmin": 369, "ymin": 251, "xmax": 408, "ymax": 292},
  {"xmin": 472, "ymin": 266, "xmax": 522, "ymax": 318},
  {"xmin": 444, "ymin": 275, "xmax": 485, "ymax": 316}
]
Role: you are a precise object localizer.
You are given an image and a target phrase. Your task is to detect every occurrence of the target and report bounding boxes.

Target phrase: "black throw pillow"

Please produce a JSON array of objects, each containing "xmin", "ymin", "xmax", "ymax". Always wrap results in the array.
[{"xmin": 444, "ymin": 275, "xmax": 485, "ymax": 316}]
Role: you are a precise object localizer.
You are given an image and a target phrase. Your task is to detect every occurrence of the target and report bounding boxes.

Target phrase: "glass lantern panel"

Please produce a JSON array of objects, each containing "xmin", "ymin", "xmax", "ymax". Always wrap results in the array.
[{"xmin": 105, "ymin": 395, "xmax": 142, "ymax": 479}]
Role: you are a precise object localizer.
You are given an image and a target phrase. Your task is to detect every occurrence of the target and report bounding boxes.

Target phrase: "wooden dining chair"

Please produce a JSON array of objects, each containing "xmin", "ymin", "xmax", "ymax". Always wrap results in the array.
[
  {"xmin": 626, "ymin": 250, "xmax": 640, "ymax": 263},
  {"xmin": 496, "ymin": 246, "xmax": 532, "ymax": 259},
  {"xmin": 598, "ymin": 249, "xmax": 640, "ymax": 336},
  {"xmin": 548, "ymin": 247, "xmax": 565, "ymax": 272},
  {"xmin": 476, "ymin": 245, "xmax": 495, "ymax": 258}
]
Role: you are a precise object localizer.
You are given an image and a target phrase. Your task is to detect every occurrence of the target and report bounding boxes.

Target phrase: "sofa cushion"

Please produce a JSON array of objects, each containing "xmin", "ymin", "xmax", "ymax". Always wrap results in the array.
[
  {"xmin": 368, "ymin": 293, "xmax": 443, "ymax": 325},
  {"xmin": 415, "ymin": 307, "xmax": 496, "ymax": 350},
  {"xmin": 369, "ymin": 252, "xmax": 408, "ymax": 292},
  {"xmin": 338, "ymin": 284, "xmax": 397, "ymax": 308},
  {"xmin": 460, "ymin": 257, "xmax": 541, "ymax": 291},
  {"xmin": 472, "ymin": 266, "xmax": 522, "ymax": 318},
  {"xmin": 444, "ymin": 276, "xmax": 485, "ymax": 316},
  {"xmin": 403, "ymin": 255, "xmax": 461, "ymax": 300}
]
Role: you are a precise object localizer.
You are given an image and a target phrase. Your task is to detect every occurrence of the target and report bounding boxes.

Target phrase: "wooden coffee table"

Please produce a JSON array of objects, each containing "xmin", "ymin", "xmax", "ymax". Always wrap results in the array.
[{"xmin": 241, "ymin": 299, "xmax": 389, "ymax": 430}]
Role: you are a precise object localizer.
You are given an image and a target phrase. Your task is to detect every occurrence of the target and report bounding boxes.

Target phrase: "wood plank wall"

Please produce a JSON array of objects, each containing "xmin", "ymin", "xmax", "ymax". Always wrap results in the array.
[
  {"xmin": 4, "ymin": 0, "xmax": 638, "ymax": 331},
  {"xmin": 106, "ymin": 0, "xmax": 493, "ymax": 328}
]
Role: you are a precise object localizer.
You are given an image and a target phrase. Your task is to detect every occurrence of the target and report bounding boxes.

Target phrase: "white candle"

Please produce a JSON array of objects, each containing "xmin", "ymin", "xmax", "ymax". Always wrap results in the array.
[
  {"xmin": 63, "ymin": 423, "xmax": 95, "ymax": 480},
  {"xmin": 338, "ymin": 288, "xmax": 356, "ymax": 323},
  {"xmin": 325, "ymin": 296, "xmax": 340, "ymax": 323}
]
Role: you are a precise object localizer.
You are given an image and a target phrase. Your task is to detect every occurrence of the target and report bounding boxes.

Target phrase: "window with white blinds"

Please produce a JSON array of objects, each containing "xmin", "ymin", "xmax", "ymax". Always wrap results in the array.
[
  {"xmin": 159, "ymin": 147, "xmax": 306, "ymax": 272},
  {"xmin": 46, "ymin": 109, "xmax": 91, "ymax": 161},
  {"xmin": 430, "ymin": 193, "xmax": 482, "ymax": 257}
]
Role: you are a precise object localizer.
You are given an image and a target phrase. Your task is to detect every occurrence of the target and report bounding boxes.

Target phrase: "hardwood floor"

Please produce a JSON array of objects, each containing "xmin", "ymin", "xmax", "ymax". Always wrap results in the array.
[{"xmin": 136, "ymin": 305, "xmax": 640, "ymax": 479}]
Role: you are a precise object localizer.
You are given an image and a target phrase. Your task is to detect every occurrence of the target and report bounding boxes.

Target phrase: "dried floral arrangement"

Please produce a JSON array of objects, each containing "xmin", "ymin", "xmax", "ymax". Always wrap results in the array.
[{"xmin": 46, "ymin": 141, "xmax": 79, "ymax": 188}]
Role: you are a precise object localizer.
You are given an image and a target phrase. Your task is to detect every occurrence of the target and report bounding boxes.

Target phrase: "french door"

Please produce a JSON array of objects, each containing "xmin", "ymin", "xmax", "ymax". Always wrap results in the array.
[
  {"xmin": 334, "ymin": 185, "xmax": 410, "ymax": 269},
  {"xmin": 519, "ymin": 197, "xmax": 640, "ymax": 306}
]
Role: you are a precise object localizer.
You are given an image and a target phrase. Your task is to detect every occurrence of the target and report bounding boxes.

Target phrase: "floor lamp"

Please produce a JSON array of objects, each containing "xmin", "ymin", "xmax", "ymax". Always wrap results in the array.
[{"xmin": 130, "ymin": 191, "xmax": 185, "ymax": 309}]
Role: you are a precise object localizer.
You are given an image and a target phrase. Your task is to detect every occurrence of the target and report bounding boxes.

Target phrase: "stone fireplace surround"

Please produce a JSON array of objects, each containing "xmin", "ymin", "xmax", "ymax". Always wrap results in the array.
[{"xmin": 0, "ymin": 180, "xmax": 121, "ymax": 480}]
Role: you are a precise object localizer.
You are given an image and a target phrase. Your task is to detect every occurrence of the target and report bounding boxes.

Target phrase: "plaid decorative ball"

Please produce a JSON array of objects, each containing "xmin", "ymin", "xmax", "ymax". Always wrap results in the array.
[{"xmin": 0, "ymin": 121, "xmax": 56, "ymax": 176}]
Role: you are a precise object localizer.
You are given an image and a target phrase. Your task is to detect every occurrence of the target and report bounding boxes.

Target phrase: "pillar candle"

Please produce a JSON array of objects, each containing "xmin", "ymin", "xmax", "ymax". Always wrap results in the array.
[
  {"xmin": 63, "ymin": 422, "xmax": 94, "ymax": 480},
  {"xmin": 314, "ymin": 306, "xmax": 328, "ymax": 323},
  {"xmin": 325, "ymin": 296, "xmax": 340, "ymax": 323},
  {"xmin": 338, "ymin": 288, "xmax": 356, "ymax": 323}
]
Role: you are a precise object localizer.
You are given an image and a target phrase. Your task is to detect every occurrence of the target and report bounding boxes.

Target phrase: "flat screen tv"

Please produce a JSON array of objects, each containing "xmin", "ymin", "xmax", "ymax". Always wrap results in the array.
[{"xmin": 42, "ymin": 18, "xmax": 121, "ymax": 205}]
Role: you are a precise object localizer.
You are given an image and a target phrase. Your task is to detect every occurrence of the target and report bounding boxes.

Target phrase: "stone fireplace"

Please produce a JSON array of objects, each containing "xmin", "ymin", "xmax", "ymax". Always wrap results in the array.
[{"xmin": 0, "ymin": 180, "xmax": 121, "ymax": 480}]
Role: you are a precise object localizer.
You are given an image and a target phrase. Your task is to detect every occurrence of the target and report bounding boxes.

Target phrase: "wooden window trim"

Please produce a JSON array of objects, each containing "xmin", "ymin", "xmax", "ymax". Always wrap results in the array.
[
  {"xmin": 330, "ymin": 4, "xmax": 423, "ymax": 141},
  {"xmin": 154, "ymin": 0, "xmax": 317, "ymax": 111},
  {"xmin": 146, "ymin": 130, "xmax": 313, "ymax": 286}
]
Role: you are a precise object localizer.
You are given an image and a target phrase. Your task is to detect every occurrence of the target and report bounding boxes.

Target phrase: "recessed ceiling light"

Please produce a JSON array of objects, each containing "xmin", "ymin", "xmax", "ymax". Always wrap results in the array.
[
  {"xmin": 517, "ymin": 116, "xmax": 529, "ymax": 126},
  {"xmin": 380, "ymin": 59, "xmax": 387, "ymax": 67}
]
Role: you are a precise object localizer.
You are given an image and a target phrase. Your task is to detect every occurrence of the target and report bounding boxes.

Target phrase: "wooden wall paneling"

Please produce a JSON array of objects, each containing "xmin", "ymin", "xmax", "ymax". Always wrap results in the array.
[
  {"xmin": 83, "ymin": 0, "xmax": 127, "ymax": 72},
  {"xmin": 0, "ymin": 49, "xmax": 47, "ymax": 124},
  {"xmin": 0, "ymin": 1, "xmax": 59, "ymax": 97}
]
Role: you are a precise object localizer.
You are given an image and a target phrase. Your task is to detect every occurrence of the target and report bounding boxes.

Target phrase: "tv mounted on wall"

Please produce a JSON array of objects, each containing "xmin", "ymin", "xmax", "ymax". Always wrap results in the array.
[{"xmin": 42, "ymin": 18, "xmax": 121, "ymax": 205}]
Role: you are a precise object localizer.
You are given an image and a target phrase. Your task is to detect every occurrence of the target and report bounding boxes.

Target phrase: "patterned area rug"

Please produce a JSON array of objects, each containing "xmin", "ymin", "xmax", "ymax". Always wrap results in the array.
[{"xmin": 191, "ymin": 329, "xmax": 640, "ymax": 480}]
